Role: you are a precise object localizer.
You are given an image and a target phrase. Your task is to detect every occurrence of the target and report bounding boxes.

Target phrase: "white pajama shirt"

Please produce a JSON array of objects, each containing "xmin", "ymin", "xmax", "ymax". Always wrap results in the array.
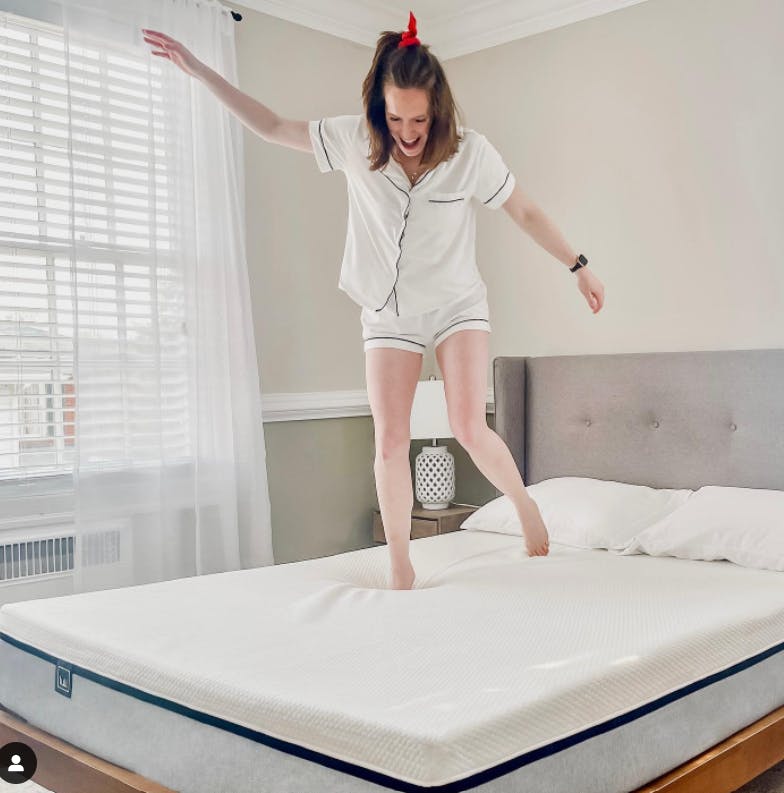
[{"xmin": 308, "ymin": 114, "xmax": 516, "ymax": 318}]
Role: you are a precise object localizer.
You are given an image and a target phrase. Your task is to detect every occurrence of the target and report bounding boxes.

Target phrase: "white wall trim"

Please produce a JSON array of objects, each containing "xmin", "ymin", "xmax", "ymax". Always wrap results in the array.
[{"xmin": 262, "ymin": 387, "xmax": 496, "ymax": 422}]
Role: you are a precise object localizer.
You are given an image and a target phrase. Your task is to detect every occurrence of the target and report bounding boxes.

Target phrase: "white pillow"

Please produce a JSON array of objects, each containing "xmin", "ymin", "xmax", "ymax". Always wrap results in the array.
[
  {"xmin": 459, "ymin": 477, "xmax": 693, "ymax": 550},
  {"xmin": 615, "ymin": 485, "xmax": 784, "ymax": 571}
]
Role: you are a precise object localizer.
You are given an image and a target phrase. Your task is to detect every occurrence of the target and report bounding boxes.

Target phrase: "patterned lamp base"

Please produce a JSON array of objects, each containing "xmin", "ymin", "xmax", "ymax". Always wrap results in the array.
[{"xmin": 415, "ymin": 445, "xmax": 455, "ymax": 510}]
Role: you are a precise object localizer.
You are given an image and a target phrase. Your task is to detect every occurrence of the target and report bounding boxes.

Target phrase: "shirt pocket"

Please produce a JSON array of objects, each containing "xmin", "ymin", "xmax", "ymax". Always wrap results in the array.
[{"xmin": 425, "ymin": 191, "xmax": 468, "ymax": 241}]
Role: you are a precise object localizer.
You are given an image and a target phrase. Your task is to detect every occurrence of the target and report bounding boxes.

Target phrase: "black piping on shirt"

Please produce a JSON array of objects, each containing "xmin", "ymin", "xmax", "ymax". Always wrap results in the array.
[
  {"xmin": 374, "ymin": 167, "xmax": 509, "ymax": 314},
  {"xmin": 483, "ymin": 171, "xmax": 511, "ymax": 206},
  {"xmin": 376, "ymin": 172, "xmax": 415, "ymax": 317},
  {"xmin": 316, "ymin": 119, "xmax": 334, "ymax": 171}
]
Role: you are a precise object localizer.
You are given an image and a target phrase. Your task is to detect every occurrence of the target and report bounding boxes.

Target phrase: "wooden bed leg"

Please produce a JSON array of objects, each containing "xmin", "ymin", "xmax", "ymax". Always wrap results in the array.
[
  {"xmin": 0, "ymin": 704, "xmax": 178, "ymax": 793},
  {"xmin": 633, "ymin": 703, "xmax": 784, "ymax": 793}
]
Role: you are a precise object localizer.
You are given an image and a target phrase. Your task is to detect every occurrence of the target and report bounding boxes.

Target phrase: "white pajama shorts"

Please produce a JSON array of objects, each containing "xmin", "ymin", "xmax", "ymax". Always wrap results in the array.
[{"xmin": 360, "ymin": 280, "xmax": 491, "ymax": 355}]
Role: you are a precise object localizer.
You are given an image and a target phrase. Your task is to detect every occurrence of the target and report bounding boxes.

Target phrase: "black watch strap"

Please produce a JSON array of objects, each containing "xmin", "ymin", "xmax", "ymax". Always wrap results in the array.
[{"xmin": 570, "ymin": 253, "xmax": 588, "ymax": 273}]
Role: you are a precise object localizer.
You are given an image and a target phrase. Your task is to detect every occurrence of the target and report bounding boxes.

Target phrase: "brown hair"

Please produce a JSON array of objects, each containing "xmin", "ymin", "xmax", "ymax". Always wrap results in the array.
[{"xmin": 361, "ymin": 30, "xmax": 465, "ymax": 173}]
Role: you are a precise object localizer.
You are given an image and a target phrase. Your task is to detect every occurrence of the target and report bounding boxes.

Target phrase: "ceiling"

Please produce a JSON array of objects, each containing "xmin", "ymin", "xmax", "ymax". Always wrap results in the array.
[{"xmin": 234, "ymin": 0, "xmax": 649, "ymax": 60}]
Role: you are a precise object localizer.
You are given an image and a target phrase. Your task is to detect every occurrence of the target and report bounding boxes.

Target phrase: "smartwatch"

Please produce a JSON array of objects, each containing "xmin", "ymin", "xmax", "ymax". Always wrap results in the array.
[{"xmin": 570, "ymin": 253, "xmax": 588, "ymax": 273}]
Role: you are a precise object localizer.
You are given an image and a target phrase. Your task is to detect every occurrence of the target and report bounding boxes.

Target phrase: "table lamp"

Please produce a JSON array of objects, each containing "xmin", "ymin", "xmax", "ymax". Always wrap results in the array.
[{"xmin": 409, "ymin": 375, "xmax": 455, "ymax": 510}]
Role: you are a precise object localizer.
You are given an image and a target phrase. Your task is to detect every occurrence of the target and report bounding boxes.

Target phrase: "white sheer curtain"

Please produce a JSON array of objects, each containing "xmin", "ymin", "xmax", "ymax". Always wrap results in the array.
[{"xmin": 0, "ymin": 0, "xmax": 274, "ymax": 595}]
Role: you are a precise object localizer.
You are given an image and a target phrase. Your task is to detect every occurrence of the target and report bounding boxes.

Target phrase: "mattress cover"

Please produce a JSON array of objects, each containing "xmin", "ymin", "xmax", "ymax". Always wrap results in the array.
[{"xmin": 1, "ymin": 529, "xmax": 783, "ymax": 788}]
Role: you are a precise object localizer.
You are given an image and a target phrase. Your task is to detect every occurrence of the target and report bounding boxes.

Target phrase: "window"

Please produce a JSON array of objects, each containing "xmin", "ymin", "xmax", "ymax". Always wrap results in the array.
[{"xmin": 0, "ymin": 11, "xmax": 191, "ymax": 483}]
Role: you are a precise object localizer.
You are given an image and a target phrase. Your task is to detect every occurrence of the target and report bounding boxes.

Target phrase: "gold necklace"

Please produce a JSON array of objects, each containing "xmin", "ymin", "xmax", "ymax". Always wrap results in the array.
[{"xmin": 393, "ymin": 147, "xmax": 424, "ymax": 183}]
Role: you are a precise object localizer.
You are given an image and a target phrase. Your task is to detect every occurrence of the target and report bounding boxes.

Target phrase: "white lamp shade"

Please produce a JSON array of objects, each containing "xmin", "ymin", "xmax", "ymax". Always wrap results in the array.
[{"xmin": 410, "ymin": 379, "xmax": 454, "ymax": 440}]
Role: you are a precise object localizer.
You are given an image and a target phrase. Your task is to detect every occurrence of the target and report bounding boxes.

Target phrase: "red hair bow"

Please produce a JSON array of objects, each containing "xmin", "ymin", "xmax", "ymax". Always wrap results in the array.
[{"xmin": 398, "ymin": 11, "xmax": 420, "ymax": 49}]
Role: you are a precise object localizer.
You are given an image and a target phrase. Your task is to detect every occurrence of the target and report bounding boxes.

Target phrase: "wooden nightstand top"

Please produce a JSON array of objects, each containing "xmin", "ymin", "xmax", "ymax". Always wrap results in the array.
[
  {"xmin": 372, "ymin": 504, "xmax": 478, "ymax": 518},
  {"xmin": 371, "ymin": 504, "xmax": 478, "ymax": 544},
  {"xmin": 411, "ymin": 504, "xmax": 478, "ymax": 519}
]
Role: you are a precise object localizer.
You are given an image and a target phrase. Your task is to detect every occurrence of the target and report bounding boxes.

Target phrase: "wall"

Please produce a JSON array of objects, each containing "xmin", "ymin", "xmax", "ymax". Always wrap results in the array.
[{"xmin": 228, "ymin": 0, "xmax": 783, "ymax": 563}]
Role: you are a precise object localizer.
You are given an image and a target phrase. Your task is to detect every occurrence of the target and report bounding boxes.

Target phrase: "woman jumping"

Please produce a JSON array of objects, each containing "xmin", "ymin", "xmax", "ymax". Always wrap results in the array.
[{"xmin": 142, "ymin": 11, "xmax": 605, "ymax": 591}]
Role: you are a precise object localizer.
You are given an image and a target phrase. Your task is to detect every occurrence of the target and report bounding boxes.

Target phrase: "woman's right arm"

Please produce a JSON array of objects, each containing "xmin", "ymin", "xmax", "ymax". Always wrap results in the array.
[{"xmin": 141, "ymin": 29, "xmax": 312, "ymax": 153}]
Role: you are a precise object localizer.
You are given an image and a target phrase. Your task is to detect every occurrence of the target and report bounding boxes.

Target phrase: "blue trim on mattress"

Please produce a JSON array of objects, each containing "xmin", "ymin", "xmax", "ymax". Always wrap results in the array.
[{"xmin": 2, "ymin": 629, "xmax": 783, "ymax": 793}]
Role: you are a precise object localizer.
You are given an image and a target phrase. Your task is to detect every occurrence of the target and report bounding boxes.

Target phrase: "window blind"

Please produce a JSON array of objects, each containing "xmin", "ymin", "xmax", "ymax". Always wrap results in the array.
[{"xmin": 0, "ymin": 11, "xmax": 192, "ymax": 485}]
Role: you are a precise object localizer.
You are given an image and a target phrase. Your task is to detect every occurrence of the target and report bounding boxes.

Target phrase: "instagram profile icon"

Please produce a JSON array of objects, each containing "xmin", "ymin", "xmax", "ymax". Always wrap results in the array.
[{"xmin": 1, "ymin": 741, "xmax": 38, "ymax": 784}]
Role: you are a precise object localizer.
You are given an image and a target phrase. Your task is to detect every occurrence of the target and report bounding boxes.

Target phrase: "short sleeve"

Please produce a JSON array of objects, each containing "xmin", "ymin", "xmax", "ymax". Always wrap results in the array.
[
  {"xmin": 308, "ymin": 114, "xmax": 361, "ymax": 173},
  {"xmin": 473, "ymin": 133, "xmax": 516, "ymax": 209}
]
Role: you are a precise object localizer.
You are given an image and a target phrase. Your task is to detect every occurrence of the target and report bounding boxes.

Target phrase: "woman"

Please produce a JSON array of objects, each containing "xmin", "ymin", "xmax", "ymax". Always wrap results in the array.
[{"xmin": 142, "ymin": 12, "xmax": 605, "ymax": 591}]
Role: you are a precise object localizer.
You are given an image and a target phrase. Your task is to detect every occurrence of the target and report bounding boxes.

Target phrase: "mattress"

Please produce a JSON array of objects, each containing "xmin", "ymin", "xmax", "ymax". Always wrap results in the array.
[{"xmin": 1, "ymin": 528, "xmax": 783, "ymax": 793}]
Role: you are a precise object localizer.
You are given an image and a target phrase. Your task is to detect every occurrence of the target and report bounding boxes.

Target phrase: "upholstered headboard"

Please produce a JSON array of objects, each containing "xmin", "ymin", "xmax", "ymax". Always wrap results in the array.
[{"xmin": 492, "ymin": 348, "xmax": 784, "ymax": 492}]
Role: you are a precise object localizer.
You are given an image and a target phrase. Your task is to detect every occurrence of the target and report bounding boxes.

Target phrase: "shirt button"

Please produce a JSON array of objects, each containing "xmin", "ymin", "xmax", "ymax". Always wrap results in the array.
[
  {"xmin": 730, "ymin": 422, "xmax": 737, "ymax": 431},
  {"xmin": 652, "ymin": 420, "xmax": 659, "ymax": 428},
  {"xmin": 585, "ymin": 419, "xmax": 591, "ymax": 427}
]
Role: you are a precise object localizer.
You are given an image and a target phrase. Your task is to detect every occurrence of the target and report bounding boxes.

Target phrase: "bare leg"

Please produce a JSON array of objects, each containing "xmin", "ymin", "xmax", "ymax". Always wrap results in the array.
[
  {"xmin": 374, "ymin": 448, "xmax": 416, "ymax": 589},
  {"xmin": 457, "ymin": 425, "xmax": 550, "ymax": 555},
  {"xmin": 436, "ymin": 330, "xmax": 549, "ymax": 556},
  {"xmin": 365, "ymin": 346, "xmax": 424, "ymax": 589}
]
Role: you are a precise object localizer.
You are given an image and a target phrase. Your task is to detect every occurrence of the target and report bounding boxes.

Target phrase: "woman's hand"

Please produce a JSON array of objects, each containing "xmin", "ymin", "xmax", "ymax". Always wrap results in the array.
[
  {"xmin": 577, "ymin": 267, "xmax": 604, "ymax": 313},
  {"xmin": 141, "ymin": 29, "xmax": 204, "ymax": 78}
]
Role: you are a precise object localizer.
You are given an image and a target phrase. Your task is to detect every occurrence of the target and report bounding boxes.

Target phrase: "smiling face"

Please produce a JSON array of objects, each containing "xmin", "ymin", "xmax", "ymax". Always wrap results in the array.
[{"xmin": 383, "ymin": 84, "xmax": 431, "ymax": 161}]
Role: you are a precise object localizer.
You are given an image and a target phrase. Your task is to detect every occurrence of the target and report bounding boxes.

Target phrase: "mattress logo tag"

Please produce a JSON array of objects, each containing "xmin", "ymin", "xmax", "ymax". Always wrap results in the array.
[{"xmin": 55, "ymin": 661, "xmax": 72, "ymax": 698}]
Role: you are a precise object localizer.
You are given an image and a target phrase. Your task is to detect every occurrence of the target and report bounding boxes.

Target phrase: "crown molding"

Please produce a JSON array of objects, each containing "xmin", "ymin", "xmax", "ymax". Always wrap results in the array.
[
  {"xmin": 233, "ymin": 0, "xmax": 400, "ymax": 50},
  {"xmin": 429, "ymin": 0, "xmax": 649, "ymax": 60},
  {"xmin": 233, "ymin": 0, "xmax": 649, "ymax": 60},
  {"xmin": 262, "ymin": 387, "xmax": 496, "ymax": 422}
]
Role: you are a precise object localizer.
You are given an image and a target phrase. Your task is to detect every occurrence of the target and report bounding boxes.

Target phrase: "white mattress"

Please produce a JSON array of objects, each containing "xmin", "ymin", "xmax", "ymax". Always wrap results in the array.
[{"xmin": 1, "ymin": 529, "xmax": 784, "ymax": 788}]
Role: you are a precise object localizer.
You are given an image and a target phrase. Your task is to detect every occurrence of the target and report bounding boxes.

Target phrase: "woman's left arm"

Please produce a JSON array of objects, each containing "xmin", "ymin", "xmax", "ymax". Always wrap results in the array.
[{"xmin": 502, "ymin": 184, "xmax": 604, "ymax": 314}]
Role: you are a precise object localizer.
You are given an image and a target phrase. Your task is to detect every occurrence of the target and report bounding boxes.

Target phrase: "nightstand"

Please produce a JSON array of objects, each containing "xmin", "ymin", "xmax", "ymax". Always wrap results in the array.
[{"xmin": 372, "ymin": 504, "xmax": 478, "ymax": 544}]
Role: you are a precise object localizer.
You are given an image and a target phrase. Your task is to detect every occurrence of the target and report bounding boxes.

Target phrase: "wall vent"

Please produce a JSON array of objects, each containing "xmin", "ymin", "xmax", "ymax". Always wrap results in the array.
[
  {"xmin": 0, "ymin": 529, "xmax": 122, "ymax": 583},
  {"xmin": 0, "ymin": 535, "xmax": 75, "ymax": 581}
]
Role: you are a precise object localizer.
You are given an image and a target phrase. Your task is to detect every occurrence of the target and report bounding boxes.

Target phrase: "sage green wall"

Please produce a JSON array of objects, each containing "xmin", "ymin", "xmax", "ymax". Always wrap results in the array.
[{"xmin": 265, "ymin": 414, "xmax": 498, "ymax": 565}]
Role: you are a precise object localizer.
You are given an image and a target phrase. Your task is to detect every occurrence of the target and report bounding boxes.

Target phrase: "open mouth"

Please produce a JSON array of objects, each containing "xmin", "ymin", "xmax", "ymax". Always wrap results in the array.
[{"xmin": 400, "ymin": 137, "xmax": 420, "ymax": 150}]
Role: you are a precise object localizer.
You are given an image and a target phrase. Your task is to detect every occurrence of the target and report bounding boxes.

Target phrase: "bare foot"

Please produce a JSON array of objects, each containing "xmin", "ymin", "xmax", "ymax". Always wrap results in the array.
[
  {"xmin": 390, "ymin": 558, "xmax": 416, "ymax": 590},
  {"xmin": 519, "ymin": 498, "xmax": 550, "ymax": 557}
]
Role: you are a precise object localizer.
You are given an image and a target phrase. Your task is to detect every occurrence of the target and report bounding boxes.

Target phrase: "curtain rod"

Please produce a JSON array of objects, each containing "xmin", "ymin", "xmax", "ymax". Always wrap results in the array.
[{"xmin": 185, "ymin": 1, "xmax": 242, "ymax": 20}]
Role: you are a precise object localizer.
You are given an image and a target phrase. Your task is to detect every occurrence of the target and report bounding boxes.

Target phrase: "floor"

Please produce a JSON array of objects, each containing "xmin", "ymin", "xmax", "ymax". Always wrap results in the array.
[
  {"xmin": 4, "ymin": 759, "xmax": 784, "ymax": 793},
  {"xmin": 736, "ymin": 761, "xmax": 784, "ymax": 793}
]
